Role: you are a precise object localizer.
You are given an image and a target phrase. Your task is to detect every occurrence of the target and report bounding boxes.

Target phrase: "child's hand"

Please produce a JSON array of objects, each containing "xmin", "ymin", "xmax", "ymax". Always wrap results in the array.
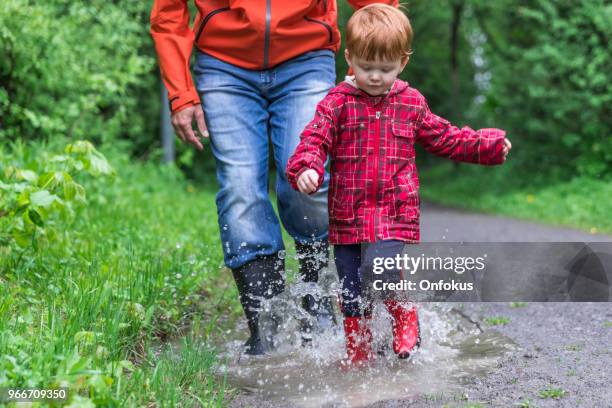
[
  {"xmin": 502, "ymin": 138, "xmax": 512, "ymax": 161},
  {"xmin": 297, "ymin": 169, "xmax": 319, "ymax": 194}
]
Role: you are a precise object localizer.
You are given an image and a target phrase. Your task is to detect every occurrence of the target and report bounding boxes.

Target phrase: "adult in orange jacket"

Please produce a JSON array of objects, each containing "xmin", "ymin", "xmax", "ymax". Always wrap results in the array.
[{"xmin": 150, "ymin": 0, "xmax": 398, "ymax": 355}]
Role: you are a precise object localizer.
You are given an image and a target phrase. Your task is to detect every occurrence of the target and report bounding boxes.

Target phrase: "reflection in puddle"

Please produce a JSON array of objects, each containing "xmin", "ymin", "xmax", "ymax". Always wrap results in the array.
[{"xmin": 216, "ymin": 292, "xmax": 515, "ymax": 408}]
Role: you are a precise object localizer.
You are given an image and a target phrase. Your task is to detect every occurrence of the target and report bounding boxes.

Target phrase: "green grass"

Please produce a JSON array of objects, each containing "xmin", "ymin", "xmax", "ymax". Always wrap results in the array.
[
  {"xmin": 538, "ymin": 386, "xmax": 567, "ymax": 399},
  {"xmin": 0, "ymin": 140, "xmax": 239, "ymax": 405},
  {"xmin": 123, "ymin": 336, "xmax": 227, "ymax": 407},
  {"xmin": 484, "ymin": 316, "xmax": 511, "ymax": 326},
  {"xmin": 420, "ymin": 162, "xmax": 612, "ymax": 234},
  {"xmin": 515, "ymin": 398, "xmax": 536, "ymax": 407},
  {"xmin": 510, "ymin": 302, "xmax": 528, "ymax": 308}
]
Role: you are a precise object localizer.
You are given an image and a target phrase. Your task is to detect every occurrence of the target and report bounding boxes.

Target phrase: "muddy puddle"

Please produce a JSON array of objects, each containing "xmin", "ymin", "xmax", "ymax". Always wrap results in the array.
[{"xmin": 213, "ymin": 280, "xmax": 516, "ymax": 408}]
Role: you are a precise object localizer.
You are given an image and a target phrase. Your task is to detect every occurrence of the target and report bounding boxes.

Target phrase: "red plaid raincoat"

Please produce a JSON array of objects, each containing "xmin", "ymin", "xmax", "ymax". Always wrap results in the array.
[{"xmin": 286, "ymin": 80, "xmax": 506, "ymax": 245}]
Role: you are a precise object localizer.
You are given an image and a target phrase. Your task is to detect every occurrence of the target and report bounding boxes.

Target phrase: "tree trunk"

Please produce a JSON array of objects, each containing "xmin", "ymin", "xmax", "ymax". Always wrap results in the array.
[{"xmin": 450, "ymin": 1, "xmax": 464, "ymax": 169}]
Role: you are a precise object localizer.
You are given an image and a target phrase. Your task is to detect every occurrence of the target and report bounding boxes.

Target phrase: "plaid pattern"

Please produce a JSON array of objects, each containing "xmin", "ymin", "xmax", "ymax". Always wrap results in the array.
[{"xmin": 286, "ymin": 80, "xmax": 506, "ymax": 245}]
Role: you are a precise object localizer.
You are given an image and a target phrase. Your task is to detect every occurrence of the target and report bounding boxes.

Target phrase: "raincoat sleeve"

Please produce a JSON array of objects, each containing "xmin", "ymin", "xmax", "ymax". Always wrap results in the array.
[
  {"xmin": 415, "ymin": 96, "xmax": 506, "ymax": 165},
  {"xmin": 150, "ymin": 0, "xmax": 201, "ymax": 113},
  {"xmin": 286, "ymin": 96, "xmax": 339, "ymax": 192}
]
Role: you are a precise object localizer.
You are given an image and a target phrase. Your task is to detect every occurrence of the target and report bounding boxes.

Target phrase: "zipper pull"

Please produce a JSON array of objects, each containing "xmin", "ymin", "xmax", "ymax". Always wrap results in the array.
[{"xmin": 376, "ymin": 111, "xmax": 381, "ymax": 119}]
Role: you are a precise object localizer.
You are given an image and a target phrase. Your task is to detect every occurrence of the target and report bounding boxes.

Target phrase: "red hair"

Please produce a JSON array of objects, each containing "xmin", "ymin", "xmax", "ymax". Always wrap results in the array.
[{"xmin": 346, "ymin": 4, "xmax": 413, "ymax": 61}]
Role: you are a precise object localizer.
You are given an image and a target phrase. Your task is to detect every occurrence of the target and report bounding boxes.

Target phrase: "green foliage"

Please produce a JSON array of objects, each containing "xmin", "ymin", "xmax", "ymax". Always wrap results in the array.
[
  {"xmin": 2, "ymin": 0, "xmax": 609, "ymax": 181},
  {"xmin": 516, "ymin": 398, "xmax": 536, "ymax": 408},
  {"xmin": 538, "ymin": 386, "xmax": 567, "ymax": 399},
  {"xmin": 0, "ymin": 0, "xmax": 160, "ymax": 153},
  {"xmin": 484, "ymin": 316, "xmax": 511, "ymax": 326},
  {"xmin": 0, "ymin": 140, "xmax": 230, "ymax": 405},
  {"xmin": 478, "ymin": 0, "xmax": 612, "ymax": 177},
  {"xmin": 0, "ymin": 140, "xmax": 114, "ymax": 248},
  {"xmin": 403, "ymin": 1, "xmax": 479, "ymax": 123}
]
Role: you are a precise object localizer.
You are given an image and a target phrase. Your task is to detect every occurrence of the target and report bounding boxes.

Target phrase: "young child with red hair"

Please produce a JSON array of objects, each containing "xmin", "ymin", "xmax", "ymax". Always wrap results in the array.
[{"xmin": 287, "ymin": 4, "xmax": 511, "ymax": 366}]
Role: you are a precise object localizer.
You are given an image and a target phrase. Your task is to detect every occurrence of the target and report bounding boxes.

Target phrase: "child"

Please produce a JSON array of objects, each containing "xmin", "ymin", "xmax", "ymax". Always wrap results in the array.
[{"xmin": 286, "ymin": 4, "xmax": 511, "ymax": 365}]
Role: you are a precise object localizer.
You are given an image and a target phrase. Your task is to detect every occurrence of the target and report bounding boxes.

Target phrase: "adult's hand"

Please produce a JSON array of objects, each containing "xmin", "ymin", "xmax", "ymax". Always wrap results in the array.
[{"xmin": 171, "ymin": 104, "xmax": 209, "ymax": 151}]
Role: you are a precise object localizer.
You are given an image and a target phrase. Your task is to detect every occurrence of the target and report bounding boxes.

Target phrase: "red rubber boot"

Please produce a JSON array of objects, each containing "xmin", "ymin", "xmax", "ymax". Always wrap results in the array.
[
  {"xmin": 341, "ymin": 316, "xmax": 374, "ymax": 367},
  {"xmin": 384, "ymin": 300, "xmax": 421, "ymax": 359}
]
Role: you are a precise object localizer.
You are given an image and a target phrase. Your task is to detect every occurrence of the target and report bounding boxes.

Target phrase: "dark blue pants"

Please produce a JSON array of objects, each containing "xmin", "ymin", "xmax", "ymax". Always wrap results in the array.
[{"xmin": 334, "ymin": 240, "xmax": 405, "ymax": 317}]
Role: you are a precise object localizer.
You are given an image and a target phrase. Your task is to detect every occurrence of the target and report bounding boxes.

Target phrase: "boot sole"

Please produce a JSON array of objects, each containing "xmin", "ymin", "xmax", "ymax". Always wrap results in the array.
[{"xmin": 396, "ymin": 334, "xmax": 422, "ymax": 359}]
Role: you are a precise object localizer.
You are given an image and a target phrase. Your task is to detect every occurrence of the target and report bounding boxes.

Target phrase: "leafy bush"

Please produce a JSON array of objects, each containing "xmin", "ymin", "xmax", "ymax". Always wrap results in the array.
[
  {"xmin": 480, "ymin": 0, "xmax": 612, "ymax": 177},
  {"xmin": 0, "ymin": 140, "xmax": 114, "ymax": 249},
  {"xmin": 0, "ymin": 0, "xmax": 159, "ymax": 153}
]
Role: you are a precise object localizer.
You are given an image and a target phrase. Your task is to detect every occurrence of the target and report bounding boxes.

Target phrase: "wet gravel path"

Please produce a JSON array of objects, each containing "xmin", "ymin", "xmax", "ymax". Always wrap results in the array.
[
  {"xmin": 420, "ymin": 202, "xmax": 611, "ymax": 243},
  {"xmin": 369, "ymin": 302, "xmax": 612, "ymax": 408},
  {"xmin": 228, "ymin": 203, "xmax": 612, "ymax": 408}
]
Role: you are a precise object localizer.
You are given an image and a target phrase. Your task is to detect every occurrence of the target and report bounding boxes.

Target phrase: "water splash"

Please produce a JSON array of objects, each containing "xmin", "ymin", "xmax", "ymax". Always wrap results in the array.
[
  {"xmin": 212, "ymin": 254, "xmax": 515, "ymax": 407},
  {"xmin": 217, "ymin": 300, "xmax": 514, "ymax": 407}
]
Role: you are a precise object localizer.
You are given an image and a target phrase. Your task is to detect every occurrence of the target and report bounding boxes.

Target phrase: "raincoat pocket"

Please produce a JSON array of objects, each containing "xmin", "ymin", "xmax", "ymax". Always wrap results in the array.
[
  {"xmin": 335, "ymin": 121, "xmax": 366, "ymax": 157},
  {"xmin": 338, "ymin": 121, "xmax": 367, "ymax": 140},
  {"xmin": 330, "ymin": 174, "xmax": 355, "ymax": 222},
  {"xmin": 392, "ymin": 120, "xmax": 415, "ymax": 140}
]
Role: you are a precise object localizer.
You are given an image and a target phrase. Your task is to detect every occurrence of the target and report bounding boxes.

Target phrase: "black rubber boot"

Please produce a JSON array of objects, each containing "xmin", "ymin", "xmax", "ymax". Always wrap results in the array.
[
  {"xmin": 231, "ymin": 253, "xmax": 285, "ymax": 355},
  {"xmin": 295, "ymin": 240, "xmax": 336, "ymax": 341}
]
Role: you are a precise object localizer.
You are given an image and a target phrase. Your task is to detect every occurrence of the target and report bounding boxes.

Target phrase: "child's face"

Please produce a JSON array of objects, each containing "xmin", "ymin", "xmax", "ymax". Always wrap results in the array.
[{"xmin": 345, "ymin": 50, "xmax": 408, "ymax": 96}]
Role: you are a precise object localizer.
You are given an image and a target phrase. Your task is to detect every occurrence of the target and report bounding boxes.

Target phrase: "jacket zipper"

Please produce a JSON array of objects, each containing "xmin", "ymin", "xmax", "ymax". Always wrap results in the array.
[
  {"xmin": 263, "ymin": 0, "xmax": 271, "ymax": 69},
  {"xmin": 195, "ymin": 7, "xmax": 231, "ymax": 44},
  {"xmin": 304, "ymin": 16, "xmax": 333, "ymax": 43},
  {"xmin": 371, "ymin": 110, "xmax": 382, "ymax": 241}
]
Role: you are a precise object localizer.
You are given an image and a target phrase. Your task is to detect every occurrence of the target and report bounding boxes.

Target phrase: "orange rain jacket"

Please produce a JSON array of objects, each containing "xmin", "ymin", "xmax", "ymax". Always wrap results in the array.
[{"xmin": 150, "ymin": 0, "xmax": 398, "ymax": 113}]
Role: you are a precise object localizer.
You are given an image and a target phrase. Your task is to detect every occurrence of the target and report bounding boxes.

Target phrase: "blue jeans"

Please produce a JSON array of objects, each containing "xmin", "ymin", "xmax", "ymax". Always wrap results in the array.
[{"xmin": 193, "ymin": 49, "xmax": 336, "ymax": 269}]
